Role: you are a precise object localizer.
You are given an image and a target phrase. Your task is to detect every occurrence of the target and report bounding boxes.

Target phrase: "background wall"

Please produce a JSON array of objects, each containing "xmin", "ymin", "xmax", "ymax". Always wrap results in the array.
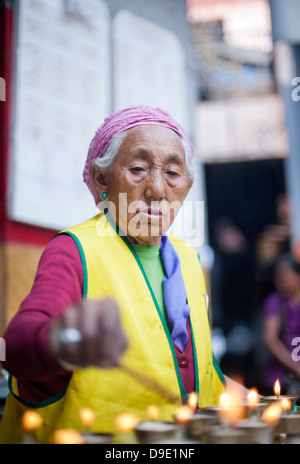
[{"xmin": 0, "ymin": 0, "xmax": 200, "ymax": 338}]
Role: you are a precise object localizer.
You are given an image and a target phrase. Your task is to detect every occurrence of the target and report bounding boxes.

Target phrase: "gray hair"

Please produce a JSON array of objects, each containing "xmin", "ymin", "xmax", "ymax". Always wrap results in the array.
[{"xmin": 91, "ymin": 130, "xmax": 194, "ymax": 180}]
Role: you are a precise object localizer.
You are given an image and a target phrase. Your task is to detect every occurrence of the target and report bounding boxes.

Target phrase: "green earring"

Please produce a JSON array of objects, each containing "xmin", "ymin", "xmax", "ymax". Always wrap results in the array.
[{"xmin": 101, "ymin": 192, "xmax": 108, "ymax": 199}]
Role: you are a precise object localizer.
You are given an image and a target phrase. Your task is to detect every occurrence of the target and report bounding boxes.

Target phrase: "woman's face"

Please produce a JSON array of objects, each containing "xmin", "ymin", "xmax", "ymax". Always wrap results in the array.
[
  {"xmin": 274, "ymin": 263, "xmax": 300, "ymax": 296},
  {"xmin": 96, "ymin": 125, "xmax": 193, "ymax": 246}
]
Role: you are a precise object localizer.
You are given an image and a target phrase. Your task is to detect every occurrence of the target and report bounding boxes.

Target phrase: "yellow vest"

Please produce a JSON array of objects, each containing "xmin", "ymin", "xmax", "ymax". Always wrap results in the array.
[{"xmin": 0, "ymin": 213, "xmax": 225, "ymax": 444}]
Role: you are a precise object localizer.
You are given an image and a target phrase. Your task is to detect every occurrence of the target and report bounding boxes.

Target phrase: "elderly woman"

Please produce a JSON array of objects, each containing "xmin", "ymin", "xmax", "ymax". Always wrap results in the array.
[{"xmin": 1, "ymin": 106, "xmax": 226, "ymax": 444}]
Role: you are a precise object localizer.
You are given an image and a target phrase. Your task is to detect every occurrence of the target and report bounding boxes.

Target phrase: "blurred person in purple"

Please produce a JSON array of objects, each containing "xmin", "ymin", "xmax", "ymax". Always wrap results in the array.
[{"xmin": 263, "ymin": 254, "xmax": 300, "ymax": 394}]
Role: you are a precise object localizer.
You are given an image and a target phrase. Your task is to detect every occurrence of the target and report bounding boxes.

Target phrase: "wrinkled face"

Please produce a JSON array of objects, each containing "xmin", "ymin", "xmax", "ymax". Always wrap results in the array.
[{"xmin": 96, "ymin": 125, "xmax": 193, "ymax": 246}]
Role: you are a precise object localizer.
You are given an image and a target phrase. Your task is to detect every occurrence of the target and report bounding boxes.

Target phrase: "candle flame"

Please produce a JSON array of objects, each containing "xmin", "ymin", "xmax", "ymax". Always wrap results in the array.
[
  {"xmin": 261, "ymin": 401, "xmax": 283, "ymax": 424},
  {"xmin": 21, "ymin": 410, "xmax": 43, "ymax": 432},
  {"xmin": 219, "ymin": 392, "xmax": 231, "ymax": 409},
  {"xmin": 174, "ymin": 405, "xmax": 194, "ymax": 424},
  {"xmin": 274, "ymin": 379, "xmax": 281, "ymax": 397},
  {"xmin": 187, "ymin": 392, "xmax": 198, "ymax": 411},
  {"xmin": 52, "ymin": 429, "xmax": 84, "ymax": 444},
  {"xmin": 218, "ymin": 387, "xmax": 245, "ymax": 427},
  {"xmin": 79, "ymin": 407, "xmax": 96, "ymax": 428},
  {"xmin": 146, "ymin": 404, "xmax": 160, "ymax": 420},
  {"xmin": 281, "ymin": 399, "xmax": 291, "ymax": 411},
  {"xmin": 114, "ymin": 412, "xmax": 140, "ymax": 432},
  {"xmin": 247, "ymin": 388, "xmax": 259, "ymax": 405}
]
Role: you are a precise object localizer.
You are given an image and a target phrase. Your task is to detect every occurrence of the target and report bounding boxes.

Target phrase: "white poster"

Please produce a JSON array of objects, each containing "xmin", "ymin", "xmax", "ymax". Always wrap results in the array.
[
  {"xmin": 113, "ymin": 10, "xmax": 189, "ymax": 134},
  {"xmin": 9, "ymin": 0, "xmax": 111, "ymax": 230}
]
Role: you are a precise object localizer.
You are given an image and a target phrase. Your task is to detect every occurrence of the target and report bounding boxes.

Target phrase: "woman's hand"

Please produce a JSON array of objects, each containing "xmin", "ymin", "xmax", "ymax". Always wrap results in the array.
[{"xmin": 47, "ymin": 298, "xmax": 128, "ymax": 370}]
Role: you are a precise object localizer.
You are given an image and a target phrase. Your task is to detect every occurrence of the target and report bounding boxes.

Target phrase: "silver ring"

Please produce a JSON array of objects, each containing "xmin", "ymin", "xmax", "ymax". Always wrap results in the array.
[{"xmin": 59, "ymin": 328, "xmax": 82, "ymax": 344}]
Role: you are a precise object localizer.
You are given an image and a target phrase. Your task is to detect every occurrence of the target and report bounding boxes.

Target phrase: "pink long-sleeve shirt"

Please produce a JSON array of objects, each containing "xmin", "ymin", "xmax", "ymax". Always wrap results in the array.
[{"xmin": 3, "ymin": 234, "xmax": 195, "ymax": 402}]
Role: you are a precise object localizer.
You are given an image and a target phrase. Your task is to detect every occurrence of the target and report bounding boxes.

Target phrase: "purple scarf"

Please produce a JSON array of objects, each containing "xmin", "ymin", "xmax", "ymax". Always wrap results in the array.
[{"xmin": 160, "ymin": 235, "xmax": 191, "ymax": 351}]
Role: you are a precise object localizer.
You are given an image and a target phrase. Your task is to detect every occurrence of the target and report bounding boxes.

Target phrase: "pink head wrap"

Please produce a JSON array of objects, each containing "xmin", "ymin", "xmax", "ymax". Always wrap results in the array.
[{"xmin": 83, "ymin": 105, "xmax": 193, "ymax": 201}]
